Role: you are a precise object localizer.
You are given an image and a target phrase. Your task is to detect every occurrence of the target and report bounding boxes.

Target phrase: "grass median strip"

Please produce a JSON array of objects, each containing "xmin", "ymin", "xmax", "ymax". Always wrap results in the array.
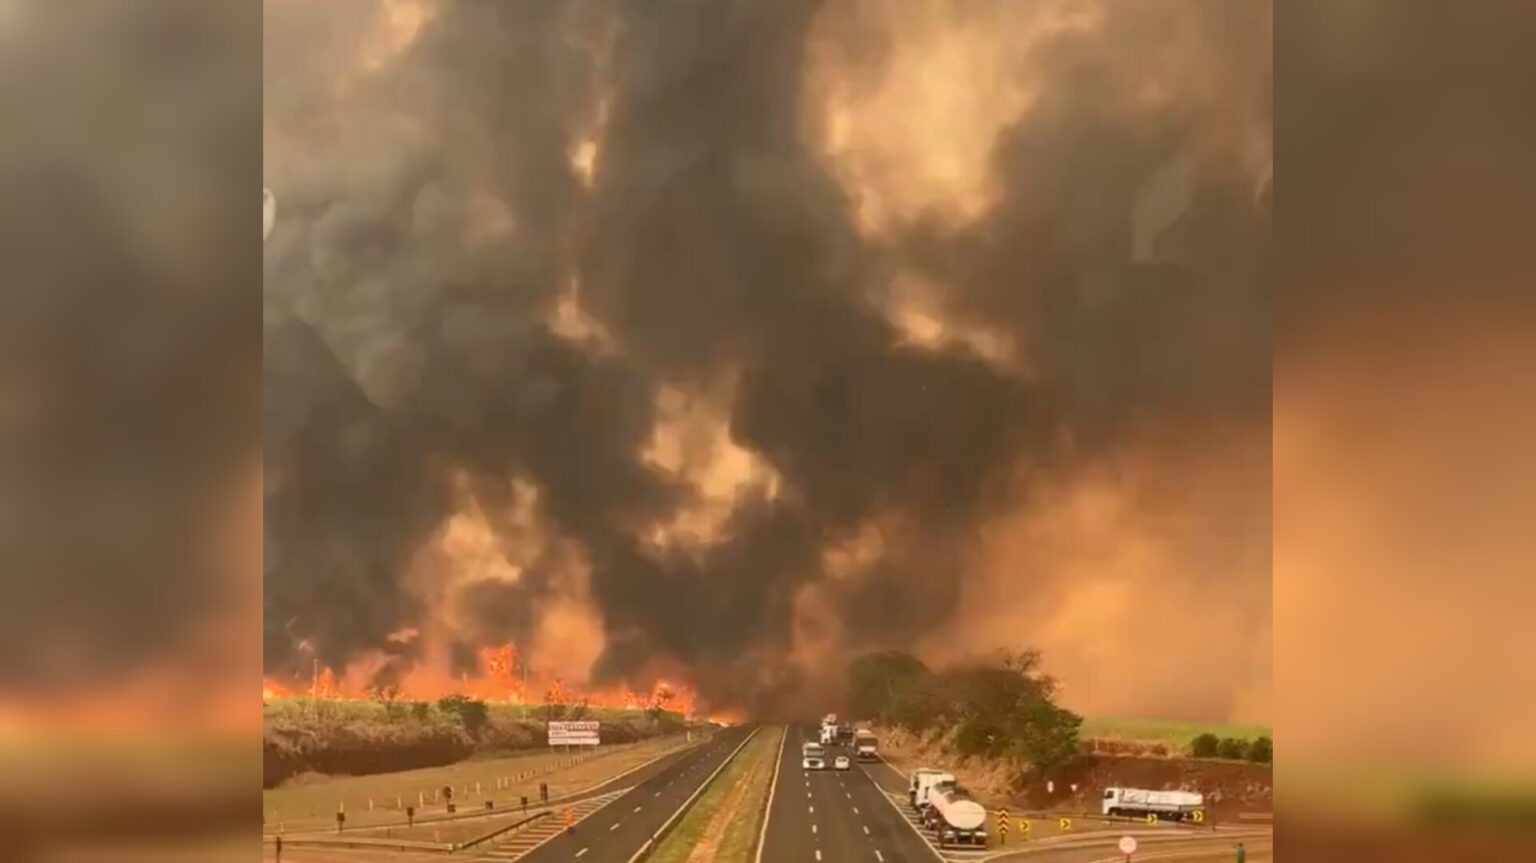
[{"xmin": 648, "ymin": 726, "xmax": 783, "ymax": 863}]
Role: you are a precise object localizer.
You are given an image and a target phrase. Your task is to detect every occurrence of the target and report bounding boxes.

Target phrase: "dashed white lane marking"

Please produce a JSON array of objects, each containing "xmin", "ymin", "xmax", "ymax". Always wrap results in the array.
[
  {"xmin": 807, "ymin": 791, "xmax": 813, "ymax": 798},
  {"xmin": 875, "ymin": 852, "xmax": 884, "ymax": 862},
  {"xmin": 815, "ymin": 852, "xmax": 822, "ymax": 861},
  {"xmin": 809, "ymin": 805, "xmax": 815, "ymax": 814},
  {"xmin": 576, "ymin": 849, "xmax": 589, "ymax": 859},
  {"xmin": 853, "ymin": 806, "xmax": 860, "ymax": 814},
  {"xmin": 609, "ymin": 823, "xmax": 620, "ymax": 831},
  {"xmin": 633, "ymin": 806, "xmax": 642, "ymax": 813},
  {"xmin": 654, "ymin": 791, "xmax": 661, "ymax": 797},
  {"xmin": 812, "ymin": 825, "xmax": 818, "ymax": 834},
  {"xmin": 863, "ymin": 825, "xmax": 870, "ymax": 835}
]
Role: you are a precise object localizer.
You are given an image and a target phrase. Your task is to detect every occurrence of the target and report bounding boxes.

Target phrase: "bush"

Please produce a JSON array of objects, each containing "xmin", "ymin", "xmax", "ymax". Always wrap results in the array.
[
  {"xmin": 1216, "ymin": 737, "xmax": 1249, "ymax": 760},
  {"xmin": 437, "ymin": 694, "xmax": 490, "ymax": 734},
  {"xmin": 1190, "ymin": 732, "xmax": 1220, "ymax": 758},
  {"xmin": 1246, "ymin": 736, "xmax": 1273, "ymax": 763},
  {"xmin": 410, "ymin": 701, "xmax": 432, "ymax": 721}
]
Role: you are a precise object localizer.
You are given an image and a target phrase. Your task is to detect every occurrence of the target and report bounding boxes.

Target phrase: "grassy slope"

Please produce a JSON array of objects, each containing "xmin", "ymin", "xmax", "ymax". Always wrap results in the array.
[
  {"xmin": 264, "ymin": 733, "xmax": 697, "ymax": 833},
  {"xmin": 264, "ymin": 698, "xmax": 691, "ymax": 789}
]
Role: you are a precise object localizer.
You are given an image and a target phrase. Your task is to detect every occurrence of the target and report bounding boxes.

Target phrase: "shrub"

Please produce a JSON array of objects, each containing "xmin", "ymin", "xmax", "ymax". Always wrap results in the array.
[
  {"xmin": 1246, "ymin": 736, "xmax": 1273, "ymax": 763},
  {"xmin": 410, "ymin": 701, "xmax": 432, "ymax": 721},
  {"xmin": 1190, "ymin": 732, "xmax": 1220, "ymax": 758},
  {"xmin": 437, "ymin": 694, "xmax": 490, "ymax": 734},
  {"xmin": 1216, "ymin": 737, "xmax": 1249, "ymax": 760}
]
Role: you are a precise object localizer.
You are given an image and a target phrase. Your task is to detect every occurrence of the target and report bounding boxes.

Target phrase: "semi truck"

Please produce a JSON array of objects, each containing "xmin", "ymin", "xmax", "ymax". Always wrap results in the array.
[
  {"xmin": 923, "ymin": 785, "xmax": 988, "ymax": 847},
  {"xmin": 909, "ymin": 769, "xmax": 957, "ymax": 810},
  {"xmin": 835, "ymin": 725, "xmax": 855, "ymax": 747},
  {"xmin": 853, "ymin": 728, "xmax": 879, "ymax": 761},
  {"xmin": 1101, "ymin": 787, "xmax": 1205, "ymax": 820}
]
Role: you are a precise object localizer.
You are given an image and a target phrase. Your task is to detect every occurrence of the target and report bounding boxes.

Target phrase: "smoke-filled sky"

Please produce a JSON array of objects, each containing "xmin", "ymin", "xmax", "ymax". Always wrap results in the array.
[{"xmin": 263, "ymin": 0, "xmax": 1271, "ymax": 720}]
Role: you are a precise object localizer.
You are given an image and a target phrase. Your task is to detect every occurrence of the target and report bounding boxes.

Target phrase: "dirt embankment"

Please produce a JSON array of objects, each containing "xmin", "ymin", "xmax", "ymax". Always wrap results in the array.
[
  {"xmin": 264, "ymin": 715, "xmax": 680, "ymax": 788},
  {"xmin": 875, "ymin": 725, "xmax": 1273, "ymax": 819}
]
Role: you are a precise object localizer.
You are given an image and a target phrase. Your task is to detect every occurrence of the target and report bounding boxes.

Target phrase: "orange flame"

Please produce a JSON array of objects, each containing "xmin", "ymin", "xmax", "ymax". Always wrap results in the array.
[{"xmin": 262, "ymin": 643, "xmax": 704, "ymax": 718}]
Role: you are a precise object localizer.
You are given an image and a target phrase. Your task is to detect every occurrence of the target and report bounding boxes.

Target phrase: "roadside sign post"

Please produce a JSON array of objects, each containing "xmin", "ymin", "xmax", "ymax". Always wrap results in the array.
[
  {"xmin": 997, "ymin": 809, "xmax": 1009, "ymax": 845},
  {"xmin": 1119, "ymin": 835, "xmax": 1138, "ymax": 860},
  {"xmin": 1059, "ymin": 817, "xmax": 1072, "ymax": 833}
]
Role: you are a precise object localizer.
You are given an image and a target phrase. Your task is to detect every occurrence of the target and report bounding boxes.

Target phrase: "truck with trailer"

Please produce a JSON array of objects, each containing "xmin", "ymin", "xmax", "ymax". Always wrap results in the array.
[
  {"xmin": 853, "ymin": 728, "xmax": 879, "ymax": 761},
  {"xmin": 1101, "ymin": 787, "xmax": 1205, "ymax": 820},
  {"xmin": 835, "ymin": 724, "xmax": 855, "ymax": 747},
  {"xmin": 922, "ymin": 784, "xmax": 988, "ymax": 847},
  {"xmin": 909, "ymin": 769, "xmax": 957, "ymax": 810}
]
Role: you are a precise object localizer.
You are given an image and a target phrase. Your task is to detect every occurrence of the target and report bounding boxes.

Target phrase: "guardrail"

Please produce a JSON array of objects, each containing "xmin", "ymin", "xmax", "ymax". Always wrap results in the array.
[
  {"xmin": 456, "ymin": 809, "xmax": 551, "ymax": 850},
  {"xmin": 625, "ymin": 727, "xmax": 760, "ymax": 863}
]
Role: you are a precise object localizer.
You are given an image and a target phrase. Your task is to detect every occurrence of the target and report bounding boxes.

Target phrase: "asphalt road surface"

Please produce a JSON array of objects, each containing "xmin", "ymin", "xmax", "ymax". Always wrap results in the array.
[
  {"xmin": 484, "ymin": 723, "xmax": 757, "ymax": 863},
  {"xmin": 759, "ymin": 724, "xmax": 939, "ymax": 863}
]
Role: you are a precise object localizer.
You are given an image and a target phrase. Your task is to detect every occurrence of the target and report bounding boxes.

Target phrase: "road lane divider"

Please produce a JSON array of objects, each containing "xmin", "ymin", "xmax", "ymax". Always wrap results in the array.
[{"xmin": 752, "ymin": 725, "xmax": 788, "ymax": 863}]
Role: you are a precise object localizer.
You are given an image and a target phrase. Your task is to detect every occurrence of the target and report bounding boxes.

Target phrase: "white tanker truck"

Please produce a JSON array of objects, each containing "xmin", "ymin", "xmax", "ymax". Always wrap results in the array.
[
  {"xmin": 1101, "ymin": 787, "xmax": 1205, "ymax": 820},
  {"xmin": 921, "ymin": 784, "xmax": 988, "ymax": 847}
]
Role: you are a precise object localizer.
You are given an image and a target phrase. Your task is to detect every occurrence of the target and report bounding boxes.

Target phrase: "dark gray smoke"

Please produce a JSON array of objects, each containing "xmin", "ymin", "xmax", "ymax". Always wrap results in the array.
[{"xmin": 264, "ymin": 0, "xmax": 1270, "ymax": 712}]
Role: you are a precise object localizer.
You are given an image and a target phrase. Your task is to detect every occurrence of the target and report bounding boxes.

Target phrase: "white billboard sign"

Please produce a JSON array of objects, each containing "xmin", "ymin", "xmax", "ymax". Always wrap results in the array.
[{"xmin": 547, "ymin": 720, "xmax": 601, "ymax": 746}]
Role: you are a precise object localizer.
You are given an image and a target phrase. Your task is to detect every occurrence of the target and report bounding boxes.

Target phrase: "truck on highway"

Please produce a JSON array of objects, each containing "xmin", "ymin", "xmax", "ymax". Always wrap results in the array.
[
  {"xmin": 909, "ymin": 769, "xmax": 957, "ymax": 810},
  {"xmin": 853, "ymin": 728, "xmax": 879, "ymax": 761},
  {"xmin": 802, "ymin": 741, "xmax": 827, "ymax": 770},
  {"xmin": 835, "ymin": 724, "xmax": 855, "ymax": 747},
  {"xmin": 819, "ymin": 725, "xmax": 836, "ymax": 745},
  {"xmin": 922, "ymin": 784, "xmax": 988, "ymax": 847},
  {"xmin": 1101, "ymin": 787, "xmax": 1205, "ymax": 820}
]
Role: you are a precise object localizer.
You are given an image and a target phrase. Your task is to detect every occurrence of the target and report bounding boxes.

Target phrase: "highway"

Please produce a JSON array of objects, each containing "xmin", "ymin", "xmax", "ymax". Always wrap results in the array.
[
  {"xmin": 265, "ymin": 726, "xmax": 755, "ymax": 863},
  {"xmin": 479, "ymin": 723, "xmax": 757, "ymax": 863},
  {"xmin": 758, "ymin": 724, "xmax": 939, "ymax": 863}
]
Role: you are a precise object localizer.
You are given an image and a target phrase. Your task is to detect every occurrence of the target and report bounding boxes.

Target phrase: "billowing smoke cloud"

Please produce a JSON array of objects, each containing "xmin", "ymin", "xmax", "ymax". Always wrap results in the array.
[{"xmin": 264, "ymin": 0, "xmax": 1270, "ymax": 718}]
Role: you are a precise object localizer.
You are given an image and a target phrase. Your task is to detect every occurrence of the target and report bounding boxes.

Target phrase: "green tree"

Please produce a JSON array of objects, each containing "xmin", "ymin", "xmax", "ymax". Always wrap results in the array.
[
  {"xmin": 847, "ymin": 651, "xmax": 930, "ymax": 723},
  {"xmin": 1217, "ymin": 737, "xmax": 1249, "ymax": 760},
  {"xmin": 1191, "ymin": 733, "xmax": 1220, "ymax": 758},
  {"xmin": 437, "ymin": 694, "xmax": 490, "ymax": 734},
  {"xmin": 1246, "ymin": 736, "xmax": 1272, "ymax": 763}
]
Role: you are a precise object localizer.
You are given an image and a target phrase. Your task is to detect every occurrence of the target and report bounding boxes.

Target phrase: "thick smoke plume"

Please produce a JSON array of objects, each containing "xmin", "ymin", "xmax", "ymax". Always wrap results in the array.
[{"xmin": 264, "ymin": 0, "xmax": 1270, "ymax": 719}]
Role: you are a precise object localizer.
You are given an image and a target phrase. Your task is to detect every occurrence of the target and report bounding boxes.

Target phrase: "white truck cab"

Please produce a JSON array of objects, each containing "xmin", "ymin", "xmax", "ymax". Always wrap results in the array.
[
  {"xmin": 802, "ymin": 742, "xmax": 826, "ymax": 770},
  {"xmin": 909, "ymin": 769, "xmax": 957, "ymax": 810}
]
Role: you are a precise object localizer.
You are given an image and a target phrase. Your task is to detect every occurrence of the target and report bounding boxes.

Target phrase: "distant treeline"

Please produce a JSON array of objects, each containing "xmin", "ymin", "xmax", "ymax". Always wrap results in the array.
[
  {"xmin": 262, "ymin": 697, "xmax": 689, "ymax": 787},
  {"xmin": 847, "ymin": 649, "xmax": 1083, "ymax": 771}
]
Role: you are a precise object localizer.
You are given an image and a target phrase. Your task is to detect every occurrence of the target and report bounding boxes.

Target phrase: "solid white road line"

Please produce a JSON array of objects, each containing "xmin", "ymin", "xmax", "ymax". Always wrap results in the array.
[{"xmin": 753, "ymin": 727, "xmax": 788, "ymax": 863}]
